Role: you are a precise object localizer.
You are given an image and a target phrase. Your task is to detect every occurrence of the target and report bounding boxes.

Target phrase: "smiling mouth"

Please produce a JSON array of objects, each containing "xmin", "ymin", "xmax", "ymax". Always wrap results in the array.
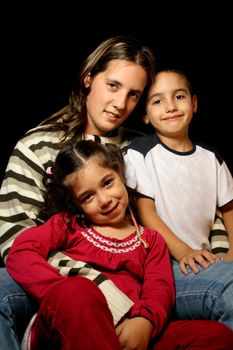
[
  {"xmin": 103, "ymin": 203, "xmax": 119, "ymax": 215},
  {"xmin": 105, "ymin": 111, "xmax": 120, "ymax": 120},
  {"xmin": 164, "ymin": 114, "xmax": 182, "ymax": 120}
]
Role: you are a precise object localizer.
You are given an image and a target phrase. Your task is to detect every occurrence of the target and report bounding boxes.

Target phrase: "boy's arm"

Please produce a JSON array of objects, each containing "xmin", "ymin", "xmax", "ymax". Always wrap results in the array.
[
  {"xmin": 136, "ymin": 196, "xmax": 219, "ymax": 274},
  {"xmin": 222, "ymin": 201, "xmax": 233, "ymax": 259}
]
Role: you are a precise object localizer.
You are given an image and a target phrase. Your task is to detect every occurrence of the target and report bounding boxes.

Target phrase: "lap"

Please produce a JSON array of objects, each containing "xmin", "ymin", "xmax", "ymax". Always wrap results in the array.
[
  {"xmin": 0, "ymin": 268, "xmax": 26, "ymax": 298},
  {"xmin": 172, "ymin": 260, "xmax": 233, "ymax": 322},
  {"xmin": 0, "ymin": 268, "xmax": 38, "ymax": 343},
  {"xmin": 0, "ymin": 266, "xmax": 38, "ymax": 315},
  {"xmin": 153, "ymin": 320, "xmax": 233, "ymax": 350},
  {"xmin": 172, "ymin": 259, "xmax": 233, "ymax": 294}
]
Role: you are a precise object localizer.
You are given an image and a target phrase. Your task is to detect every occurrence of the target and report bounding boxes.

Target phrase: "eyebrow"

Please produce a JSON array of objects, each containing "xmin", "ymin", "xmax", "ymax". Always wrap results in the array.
[
  {"xmin": 147, "ymin": 92, "xmax": 162, "ymax": 103},
  {"xmin": 147, "ymin": 88, "xmax": 188, "ymax": 102},
  {"xmin": 76, "ymin": 172, "xmax": 114, "ymax": 199},
  {"xmin": 106, "ymin": 78, "xmax": 143, "ymax": 96}
]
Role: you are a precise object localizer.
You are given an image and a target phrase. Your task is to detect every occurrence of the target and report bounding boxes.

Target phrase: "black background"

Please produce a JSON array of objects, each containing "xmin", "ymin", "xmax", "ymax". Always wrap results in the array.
[{"xmin": 2, "ymin": 3, "xmax": 232, "ymax": 184}]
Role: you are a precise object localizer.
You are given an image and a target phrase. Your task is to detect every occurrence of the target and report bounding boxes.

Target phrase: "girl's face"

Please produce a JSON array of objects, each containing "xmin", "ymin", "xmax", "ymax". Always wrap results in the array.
[
  {"xmin": 66, "ymin": 157, "xmax": 129, "ymax": 227},
  {"xmin": 145, "ymin": 72, "xmax": 197, "ymax": 140},
  {"xmin": 84, "ymin": 59, "xmax": 148, "ymax": 136}
]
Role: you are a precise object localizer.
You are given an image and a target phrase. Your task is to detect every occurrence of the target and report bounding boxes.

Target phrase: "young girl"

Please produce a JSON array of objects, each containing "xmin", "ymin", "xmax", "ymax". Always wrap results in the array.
[
  {"xmin": 124, "ymin": 69, "xmax": 233, "ymax": 331},
  {"xmin": 6, "ymin": 140, "xmax": 233, "ymax": 350},
  {"xmin": 0, "ymin": 35, "xmax": 155, "ymax": 349}
]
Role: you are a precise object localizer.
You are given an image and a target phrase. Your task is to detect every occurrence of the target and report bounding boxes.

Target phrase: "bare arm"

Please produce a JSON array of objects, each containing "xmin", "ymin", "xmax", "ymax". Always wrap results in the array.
[{"xmin": 136, "ymin": 196, "xmax": 219, "ymax": 274}]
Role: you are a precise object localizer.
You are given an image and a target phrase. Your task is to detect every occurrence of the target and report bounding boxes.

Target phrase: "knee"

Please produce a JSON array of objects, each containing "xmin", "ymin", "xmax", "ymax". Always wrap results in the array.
[
  {"xmin": 197, "ymin": 321, "xmax": 233, "ymax": 348},
  {"xmin": 209, "ymin": 321, "xmax": 233, "ymax": 348},
  {"xmin": 43, "ymin": 277, "xmax": 107, "ymax": 313}
]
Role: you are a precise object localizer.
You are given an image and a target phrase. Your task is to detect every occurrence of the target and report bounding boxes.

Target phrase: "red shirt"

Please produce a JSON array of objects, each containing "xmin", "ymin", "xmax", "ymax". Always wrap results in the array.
[{"xmin": 7, "ymin": 212, "xmax": 175, "ymax": 334}]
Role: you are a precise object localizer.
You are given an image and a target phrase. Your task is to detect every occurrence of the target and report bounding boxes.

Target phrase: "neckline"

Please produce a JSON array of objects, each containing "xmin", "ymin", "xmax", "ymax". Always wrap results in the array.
[{"xmin": 83, "ymin": 128, "xmax": 122, "ymax": 145}]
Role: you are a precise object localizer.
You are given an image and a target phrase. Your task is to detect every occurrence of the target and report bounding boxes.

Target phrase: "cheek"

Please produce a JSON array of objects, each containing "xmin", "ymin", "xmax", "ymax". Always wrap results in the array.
[
  {"xmin": 79, "ymin": 203, "xmax": 95, "ymax": 218},
  {"xmin": 120, "ymin": 187, "xmax": 129, "ymax": 205},
  {"xmin": 87, "ymin": 88, "xmax": 102, "ymax": 110},
  {"xmin": 127, "ymin": 100, "xmax": 139, "ymax": 114},
  {"xmin": 90, "ymin": 83, "xmax": 107, "ymax": 104},
  {"xmin": 147, "ymin": 117, "xmax": 159, "ymax": 129}
]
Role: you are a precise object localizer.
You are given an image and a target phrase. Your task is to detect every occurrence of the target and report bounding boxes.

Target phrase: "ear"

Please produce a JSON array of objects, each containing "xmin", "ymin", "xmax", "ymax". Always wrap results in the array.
[
  {"xmin": 192, "ymin": 95, "xmax": 198, "ymax": 113},
  {"xmin": 83, "ymin": 73, "xmax": 92, "ymax": 88},
  {"xmin": 142, "ymin": 114, "xmax": 150, "ymax": 125}
]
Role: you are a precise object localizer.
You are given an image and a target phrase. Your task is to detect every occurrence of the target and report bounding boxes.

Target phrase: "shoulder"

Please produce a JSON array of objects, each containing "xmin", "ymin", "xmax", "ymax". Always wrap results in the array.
[
  {"xmin": 12, "ymin": 126, "xmax": 66, "ymax": 164},
  {"xmin": 142, "ymin": 227, "xmax": 167, "ymax": 248},
  {"xmin": 126, "ymin": 133, "xmax": 160, "ymax": 157},
  {"xmin": 196, "ymin": 142, "xmax": 224, "ymax": 166},
  {"xmin": 41, "ymin": 212, "xmax": 72, "ymax": 231},
  {"xmin": 120, "ymin": 126, "xmax": 145, "ymax": 139},
  {"xmin": 19, "ymin": 126, "xmax": 65, "ymax": 147},
  {"xmin": 117, "ymin": 127, "xmax": 145, "ymax": 154},
  {"xmin": 4, "ymin": 127, "xmax": 67, "ymax": 176}
]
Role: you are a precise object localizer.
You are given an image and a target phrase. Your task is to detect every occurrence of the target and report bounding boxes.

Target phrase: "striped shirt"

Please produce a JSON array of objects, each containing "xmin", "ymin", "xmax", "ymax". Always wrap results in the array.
[{"xmin": 0, "ymin": 125, "xmax": 142, "ymax": 263}]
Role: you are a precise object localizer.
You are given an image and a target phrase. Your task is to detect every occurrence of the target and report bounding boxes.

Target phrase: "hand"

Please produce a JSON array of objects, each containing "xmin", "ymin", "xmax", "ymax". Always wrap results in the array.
[
  {"xmin": 179, "ymin": 249, "xmax": 220, "ymax": 275},
  {"xmin": 116, "ymin": 317, "xmax": 153, "ymax": 350}
]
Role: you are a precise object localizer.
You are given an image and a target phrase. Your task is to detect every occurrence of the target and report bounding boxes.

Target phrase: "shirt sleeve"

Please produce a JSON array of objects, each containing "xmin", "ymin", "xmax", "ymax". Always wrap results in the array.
[
  {"xmin": 129, "ymin": 229, "xmax": 175, "ymax": 338},
  {"xmin": 218, "ymin": 160, "xmax": 233, "ymax": 207},
  {"xmin": 6, "ymin": 213, "xmax": 68, "ymax": 302},
  {"xmin": 124, "ymin": 150, "xmax": 155, "ymax": 199},
  {"xmin": 0, "ymin": 132, "xmax": 57, "ymax": 263}
]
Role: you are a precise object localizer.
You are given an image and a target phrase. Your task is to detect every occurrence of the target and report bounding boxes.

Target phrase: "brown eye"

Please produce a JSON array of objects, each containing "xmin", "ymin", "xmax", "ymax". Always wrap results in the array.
[
  {"xmin": 153, "ymin": 99, "xmax": 161, "ymax": 105},
  {"xmin": 129, "ymin": 91, "xmax": 140, "ymax": 99},
  {"xmin": 80, "ymin": 193, "xmax": 93, "ymax": 204},
  {"xmin": 103, "ymin": 178, "xmax": 112, "ymax": 187},
  {"xmin": 107, "ymin": 82, "xmax": 118, "ymax": 90}
]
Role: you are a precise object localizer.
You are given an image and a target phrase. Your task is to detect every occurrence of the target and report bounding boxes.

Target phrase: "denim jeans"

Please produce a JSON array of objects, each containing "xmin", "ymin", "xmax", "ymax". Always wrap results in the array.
[
  {"xmin": 172, "ymin": 259, "xmax": 233, "ymax": 330},
  {"xmin": 1, "ymin": 262, "xmax": 233, "ymax": 349},
  {"xmin": 0, "ymin": 268, "xmax": 38, "ymax": 350},
  {"xmin": 25, "ymin": 276, "xmax": 233, "ymax": 350}
]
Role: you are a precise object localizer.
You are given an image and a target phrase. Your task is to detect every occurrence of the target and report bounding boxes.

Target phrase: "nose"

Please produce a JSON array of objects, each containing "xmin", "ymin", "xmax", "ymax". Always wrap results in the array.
[
  {"xmin": 98, "ymin": 192, "xmax": 112, "ymax": 207},
  {"xmin": 113, "ymin": 91, "xmax": 127, "ymax": 111},
  {"xmin": 165, "ymin": 98, "xmax": 178, "ymax": 112}
]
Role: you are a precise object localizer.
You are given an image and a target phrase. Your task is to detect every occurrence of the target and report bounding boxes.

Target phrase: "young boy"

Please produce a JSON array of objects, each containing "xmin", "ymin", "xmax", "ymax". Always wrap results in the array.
[{"xmin": 124, "ymin": 69, "xmax": 233, "ymax": 330}]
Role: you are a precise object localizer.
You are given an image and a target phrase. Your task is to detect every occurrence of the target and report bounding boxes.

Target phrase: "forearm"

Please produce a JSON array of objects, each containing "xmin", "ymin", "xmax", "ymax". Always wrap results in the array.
[
  {"xmin": 148, "ymin": 219, "xmax": 190, "ymax": 260},
  {"xmin": 130, "ymin": 232, "xmax": 175, "ymax": 337},
  {"xmin": 136, "ymin": 199, "xmax": 191, "ymax": 261}
]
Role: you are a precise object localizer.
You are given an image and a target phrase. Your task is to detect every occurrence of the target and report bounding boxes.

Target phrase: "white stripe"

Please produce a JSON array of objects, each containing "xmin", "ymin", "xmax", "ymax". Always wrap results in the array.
[{"xmin": 211, "ymin": 241, "xmax": 229, "ymax": 249}]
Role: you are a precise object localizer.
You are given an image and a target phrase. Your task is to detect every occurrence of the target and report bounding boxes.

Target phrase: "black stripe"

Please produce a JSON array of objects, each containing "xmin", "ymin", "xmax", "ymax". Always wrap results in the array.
[
  {"xmin": 209, "ymin": 230, "xmax": 228, "ymax": 237},
  {"xmin": 93, "ymin": 273, "xmax": 107, "ymax": 285},
  {"xmin": 68, "ymin": 268, "xmax": 83, "ymax": 276},
  {"xmin": 211, "ymin": 247, "xmax": 229, "ymax": 254},
  {"xmin": 94, "ymin": 135, "xmax": 101, "ymax": 143}
]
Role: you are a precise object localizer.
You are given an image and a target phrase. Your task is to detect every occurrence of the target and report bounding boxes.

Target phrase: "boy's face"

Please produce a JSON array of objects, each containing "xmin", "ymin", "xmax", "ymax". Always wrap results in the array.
[{"xmin": 144, "ymin": 72, "xmax": 197, "ymax": 139}]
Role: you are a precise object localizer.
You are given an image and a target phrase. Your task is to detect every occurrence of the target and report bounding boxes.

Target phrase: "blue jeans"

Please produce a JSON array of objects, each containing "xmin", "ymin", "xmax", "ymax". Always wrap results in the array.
[
  {"xmin": 172, "ymin": 259, "xmax": 233, "ymax": 330},
  {"xmin": 1, "ymin": 262, "xmax": 233, "ymax": 348},
  {"xmin": 0, "ymin": 268, "xmax": 38, "ymax": 350}
]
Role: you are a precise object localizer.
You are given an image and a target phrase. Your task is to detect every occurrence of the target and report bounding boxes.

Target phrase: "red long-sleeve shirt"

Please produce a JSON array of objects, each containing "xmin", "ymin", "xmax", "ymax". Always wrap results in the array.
[{"xmin": 6, "ymin": 212, "xmax": 175, "ymax": 336}]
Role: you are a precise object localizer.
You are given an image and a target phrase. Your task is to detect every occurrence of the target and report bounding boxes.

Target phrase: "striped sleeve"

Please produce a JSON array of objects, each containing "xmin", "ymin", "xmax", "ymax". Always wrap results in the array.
[{"xmin": 0, "ymin": 128, "xmax": 63, "ymax": 262}]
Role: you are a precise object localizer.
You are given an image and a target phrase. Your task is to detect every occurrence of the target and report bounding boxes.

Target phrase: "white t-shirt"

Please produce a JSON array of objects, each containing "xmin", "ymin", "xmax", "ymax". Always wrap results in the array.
[{"xmin": 124, "ymin": 133, "xmax": 233, "ymax": 250}]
